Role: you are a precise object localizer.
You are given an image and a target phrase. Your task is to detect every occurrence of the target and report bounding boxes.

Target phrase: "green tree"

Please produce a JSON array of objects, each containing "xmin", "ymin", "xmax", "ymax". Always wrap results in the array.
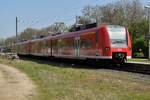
[{"xmin": 133, "ymin": 36, "xmax": 148, "ymax": 57}]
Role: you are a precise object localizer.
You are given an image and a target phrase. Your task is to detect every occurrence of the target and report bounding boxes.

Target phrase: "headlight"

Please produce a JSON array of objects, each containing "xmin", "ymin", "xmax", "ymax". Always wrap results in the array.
[{"xmin": 105, "ymin": 47, "xmax": 110, "ymax": 51}]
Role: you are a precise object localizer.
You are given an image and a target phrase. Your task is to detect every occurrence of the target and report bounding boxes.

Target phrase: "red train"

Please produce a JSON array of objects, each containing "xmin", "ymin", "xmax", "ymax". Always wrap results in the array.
[{"xmin": 12, "ymin": 24, "xmax": 132, "ymax": 63}]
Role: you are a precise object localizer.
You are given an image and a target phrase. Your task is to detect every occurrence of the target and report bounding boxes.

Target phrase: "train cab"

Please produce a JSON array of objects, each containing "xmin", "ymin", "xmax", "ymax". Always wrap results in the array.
[{"xmin": 98, "ymin": 25, "xmax": 132, "ymax": 63}]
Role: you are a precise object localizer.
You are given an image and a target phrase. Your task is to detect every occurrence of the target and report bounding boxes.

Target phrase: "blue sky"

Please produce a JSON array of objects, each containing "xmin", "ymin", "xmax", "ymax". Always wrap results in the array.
[{"xmin": 0, "ymin": 0, "xmax": 149, "ymax": 38}]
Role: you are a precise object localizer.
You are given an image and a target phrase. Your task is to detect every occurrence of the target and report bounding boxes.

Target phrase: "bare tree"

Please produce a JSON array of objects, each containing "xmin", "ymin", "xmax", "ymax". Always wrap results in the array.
[
  {"xmin": 46, "ymin": 22, "xmax": 67, "ymax": 34},
  {"xmin": 81, "ymin": 0, "xmax": 144, "ymax": 26},
  {"xmin": 0, "ymin": 38, "xmax": 5, "ymax": 46}
]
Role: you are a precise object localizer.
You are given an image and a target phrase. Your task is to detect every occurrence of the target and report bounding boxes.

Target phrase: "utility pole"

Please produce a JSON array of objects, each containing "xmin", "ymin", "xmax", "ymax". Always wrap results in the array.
[
  {"xmin": 148, "ymin": 7, "xmax": 150, "ymax": 59},
  {"xmin": 16, "ymin": 17, "xmax": 18, "ymax": 43},
  {"xmin": 75, "ymin": 16, "xmax": 82, "ymax": 27},
  {"xmin": 95, "ymin": 6, "xmax": 102, "ymax": 26},
  {"xmin": 145, "ymin": 5, "xmax": 150, "ymax": 59},
  {"xmin": 75, "ymin": 16, "xmax": 79, "ymax": 27}
]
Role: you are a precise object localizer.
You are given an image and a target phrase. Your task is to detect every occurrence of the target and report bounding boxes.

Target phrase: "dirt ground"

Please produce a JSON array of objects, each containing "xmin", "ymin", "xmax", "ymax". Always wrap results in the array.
[{"xmin": 0, "ymin": 64, "xmax": 36, "ymax": 100}]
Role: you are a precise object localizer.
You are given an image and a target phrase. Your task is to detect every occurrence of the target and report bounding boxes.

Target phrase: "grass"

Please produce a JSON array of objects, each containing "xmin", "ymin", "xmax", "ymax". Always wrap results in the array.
[
  {"xmin": 0, "ymin": 58, "xmax": 150, "ymax": 100},
  {"xmin": 128, "ymin": 58, "xmax": 150, "ymax": 64}
]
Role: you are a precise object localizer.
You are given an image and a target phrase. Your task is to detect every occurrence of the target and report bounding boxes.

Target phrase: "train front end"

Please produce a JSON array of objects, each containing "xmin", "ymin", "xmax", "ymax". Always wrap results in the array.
[{"xmin": 102, "ymin": 25, "xmax": 132, "ymax": 63}]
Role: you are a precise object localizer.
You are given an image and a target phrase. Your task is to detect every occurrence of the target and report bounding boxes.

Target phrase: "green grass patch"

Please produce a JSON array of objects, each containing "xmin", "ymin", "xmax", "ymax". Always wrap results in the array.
[
  {"xmin": 0, "ymin": 58, "xmax": 150, "ymax": 100},
  {"xmin": 128, "ymin": 58, "xmax": 150, "ymax": 64}
]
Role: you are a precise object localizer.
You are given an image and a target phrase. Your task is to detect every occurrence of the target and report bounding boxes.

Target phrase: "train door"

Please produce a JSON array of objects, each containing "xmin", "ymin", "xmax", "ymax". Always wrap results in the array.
[{"xmin": 75, "ymin": 37, "xmax": 80, "ymax": 57}]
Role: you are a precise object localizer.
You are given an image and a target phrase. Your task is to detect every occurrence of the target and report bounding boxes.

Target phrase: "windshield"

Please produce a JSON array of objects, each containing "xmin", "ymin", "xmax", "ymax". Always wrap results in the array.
[{"xmin": 107, "ymin": 25, "xmax": 127, "ymax": 47}]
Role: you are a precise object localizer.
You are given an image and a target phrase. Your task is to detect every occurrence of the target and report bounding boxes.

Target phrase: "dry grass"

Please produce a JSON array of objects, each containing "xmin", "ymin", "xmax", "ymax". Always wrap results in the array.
[{"xmin": 0, "ymin": 58, "xmax": 150, "ymax": 100}]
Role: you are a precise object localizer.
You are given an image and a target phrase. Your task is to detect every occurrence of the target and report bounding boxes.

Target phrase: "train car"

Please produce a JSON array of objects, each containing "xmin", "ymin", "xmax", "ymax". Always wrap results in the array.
[
  {"xmin": 12, "ymin": 41, "xmax": 29, "ymax": 55},
  {"xmin": 14, "ymin": 24, "xmax": 132, "ymax": 63}
]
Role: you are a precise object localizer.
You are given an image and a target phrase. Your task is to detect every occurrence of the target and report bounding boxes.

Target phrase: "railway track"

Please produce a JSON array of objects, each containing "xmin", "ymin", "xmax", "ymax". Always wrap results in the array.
[
  {"xmin": 121, "ymin": 63, "xmax": 150, "ymax": 75},
  {"xmin": 19, "ymin": 56, "xmax": 150, "ymax": 75},
  {"xmin": 101, "ymin": 62, "xmax": 150, "ymax": 75}
]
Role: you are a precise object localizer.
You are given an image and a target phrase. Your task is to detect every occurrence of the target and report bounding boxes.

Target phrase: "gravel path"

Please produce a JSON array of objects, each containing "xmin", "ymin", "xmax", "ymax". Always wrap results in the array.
[{"xmin": 0, "ymin": 64, "xmax": 36, "ymax": 100}]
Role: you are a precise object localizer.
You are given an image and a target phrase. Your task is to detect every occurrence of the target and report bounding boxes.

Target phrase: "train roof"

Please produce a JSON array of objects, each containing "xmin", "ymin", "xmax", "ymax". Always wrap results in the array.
[
  {"xmin": 15, "ymin": 24, "xmax": 125, "ymax": 44},
  {"xmin": 15, "ymin": 40, "xmax": 30, "ymax": 45},
  {"xmin": 27, "ymin": 26, "xmax": 98, "ymax": 42}
]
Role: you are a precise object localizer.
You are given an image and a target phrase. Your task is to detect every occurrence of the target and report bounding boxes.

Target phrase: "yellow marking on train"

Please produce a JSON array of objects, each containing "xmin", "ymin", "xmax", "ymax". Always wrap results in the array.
[{"xmin": 81, "ymin": 32, "xmax": 96, "ymax": 36}]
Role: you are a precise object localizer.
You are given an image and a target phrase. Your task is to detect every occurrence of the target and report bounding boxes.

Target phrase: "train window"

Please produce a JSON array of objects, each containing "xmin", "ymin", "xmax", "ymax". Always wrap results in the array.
[
  {"xmin": 81, "ymin": 39, "xmax": 92, "ymax": 48},
  {"xmin": 42, "ymin": 41, "xmax": 46, "ymax": 48},
  {"xmin": 107, "ymin": 25, "xmax": 127, "ymax": 47},
  {"xmin": 59, "ymin": 39, "xmax": 64, "ymax": 48},
  {"xmin": 59, "ymin": 38, "xmax": 74, "ymax": 49},
  {"xmin": 45, "ymin": 41, "xmax": 49, "ymax": 48},
  {"xmin": 52, "ymin": 40, "xmax": 58, "ymax": 49},
  {"xmin": 107, "ymin": 25, "xmax": 126, "ymax": 40}
]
